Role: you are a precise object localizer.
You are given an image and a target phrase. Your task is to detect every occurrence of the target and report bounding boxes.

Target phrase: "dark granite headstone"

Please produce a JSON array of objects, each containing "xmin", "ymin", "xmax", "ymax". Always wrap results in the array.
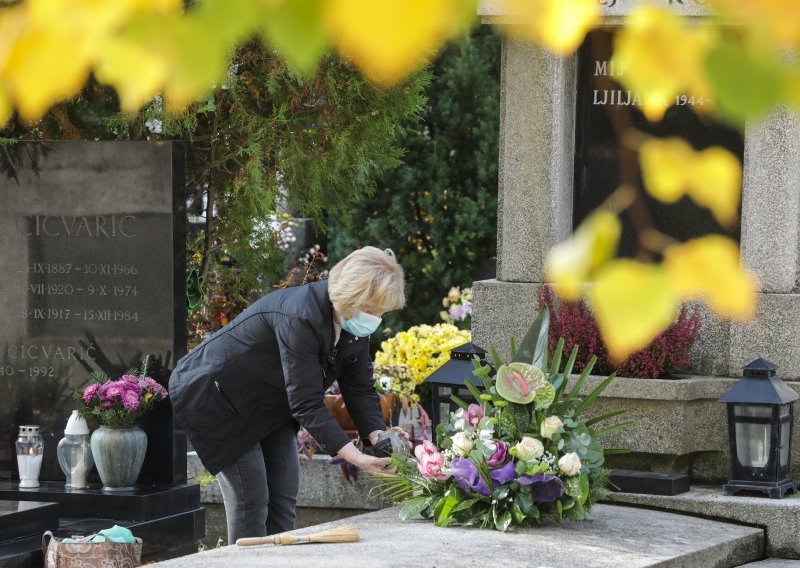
[
  {"xmin": 573, "ymin": 29, "xmax": 744, "ymax": 256},
  {"xmin": 0, "ymin": 141, "xmax": 187, "ymax": 486}
]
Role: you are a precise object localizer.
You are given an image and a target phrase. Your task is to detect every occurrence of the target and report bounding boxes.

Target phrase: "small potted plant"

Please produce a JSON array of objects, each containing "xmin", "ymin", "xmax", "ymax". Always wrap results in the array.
[{"xmin": 75, "ymin": 364, "xmax": 168, "ymax": 491}]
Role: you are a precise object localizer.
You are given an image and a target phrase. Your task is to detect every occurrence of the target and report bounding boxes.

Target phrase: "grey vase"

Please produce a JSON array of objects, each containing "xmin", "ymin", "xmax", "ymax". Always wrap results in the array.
[{"xmin": 91, "ymin": 425, "xmax": 147, "ymax": 491}]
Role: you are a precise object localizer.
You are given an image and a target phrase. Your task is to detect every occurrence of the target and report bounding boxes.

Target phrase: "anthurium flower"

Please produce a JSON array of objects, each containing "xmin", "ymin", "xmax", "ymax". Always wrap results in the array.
[{"xmin": 495, "ymin": 362, "xmax": 546, "ymax": 404}]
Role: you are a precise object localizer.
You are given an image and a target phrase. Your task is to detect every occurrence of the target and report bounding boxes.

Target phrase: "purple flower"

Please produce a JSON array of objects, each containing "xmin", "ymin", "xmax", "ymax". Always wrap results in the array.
[
  {"xmin": 449, "ymin": 304, "xmax": 466, "ymax": 321},
  {"xmin": 517, "ymin": 472, "xmax": 565, "ymax": 504},
  {"xmin": 466, "ymin": 404, "xmax": 483, "ymax": 427},
  {"xmin": 123, "ymin": 380, "xmax": 143, "ymax": 395},
  {"xmin": 490, "ymin": 462, "xmax": 516, "ymax": 486},
  {"xmin": 486, "ymin": 440, "xmax": 510, "ymax": 469},
  {"xmin": 449, "ymin": 458, "xmax": 516, "ymax": 498},
  {"xmin": 121, "ymin": 374, "xmax": 140, "ymax": 383},
  {"xmin": 82, "ymin": 383, "xmax": 101, "ymax": 404},
  {"xmin": 100, "ymin": 400, "xmax": 115, "ymax": 410},
  {"xmin": 102, "ymin": 381, "xmax": 124, "ymax": 400},
  {"xmin": 140, "ymin": 377, "xmax": 168, "ymax": 399},
  {"xmin": 122, "ymin": 390, "xmax": 140, "ymax": 411}
]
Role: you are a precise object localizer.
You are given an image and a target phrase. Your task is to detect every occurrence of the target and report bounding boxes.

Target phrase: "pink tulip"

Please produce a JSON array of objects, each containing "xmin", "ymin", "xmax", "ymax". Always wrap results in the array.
[{"xmin": 414, "ymin": 440, "xmax": 451, "ymax": 481}]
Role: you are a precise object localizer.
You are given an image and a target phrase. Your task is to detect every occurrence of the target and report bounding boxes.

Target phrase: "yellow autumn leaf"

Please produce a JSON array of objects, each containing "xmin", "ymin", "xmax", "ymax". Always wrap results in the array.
[
  {"xmin": 323, "ymin": 0, "xmax": 474, "ymax": 86},
  {"xmin": 545, "ymin": 210, "xmax": 621, "ymax": 301},
  {"xmin": 640, "ymin": 138, "xmax": 741, "ymax": 227},
  {"xmin": 664, "ymin": 236, "xmax": 757, "ymax": 320},
  {"xmin": 590, "ymin": 260, "xmax": 678, "ymax": 362},
  {"xmin": 689, "ymin": 146, "xmax": 742, "ymax": 226},
  {"xmin": 0, "ymin": 0, "xmax": 183, "ymax": 121},
  {"xmin": 611, "ymin": 6, "xmax": 716, "ymax": 121},
  {"xmin": 712, "ymin": 0, "xmax": 800, "ymax": 48},
  {"xmin": 95, "ymin": 39, "xmax": 167, "ymax": 113},
  {"xmin": 639, "ymin": 138, "xmax": 694, "ymax": 203},
  {"xmin": 3, "ymin": 26, "xmax": 94, "ymax": 121},
  {"xmin": 0, "ymin": 89, "xmax": 10, "ymax": 128},
  {"xmin": 501, "ymin": 0, "xmax": 599, "ymax": 56}
]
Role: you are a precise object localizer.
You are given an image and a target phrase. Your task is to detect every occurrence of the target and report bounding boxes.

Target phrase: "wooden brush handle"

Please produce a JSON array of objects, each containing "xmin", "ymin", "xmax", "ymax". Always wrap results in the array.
[{"xmin": 236, "ymin": 534, "xmax": 308, "ymax": 546}]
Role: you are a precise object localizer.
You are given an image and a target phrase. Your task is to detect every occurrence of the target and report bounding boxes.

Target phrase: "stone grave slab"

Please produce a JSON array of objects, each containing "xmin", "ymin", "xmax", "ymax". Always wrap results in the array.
[
  {"xmin": 152, "ymin": 504, "xmax": 764, "ymax": 568},
  {"xmin": 0, "ymin": 500, "xmax": 58, "ymax": 542}
]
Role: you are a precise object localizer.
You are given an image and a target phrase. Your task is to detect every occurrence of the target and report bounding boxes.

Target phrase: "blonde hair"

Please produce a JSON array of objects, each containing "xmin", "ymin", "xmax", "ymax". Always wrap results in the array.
[{"xmin": 328, "ymin": 246, "xmax": 406, "ymax": 319}]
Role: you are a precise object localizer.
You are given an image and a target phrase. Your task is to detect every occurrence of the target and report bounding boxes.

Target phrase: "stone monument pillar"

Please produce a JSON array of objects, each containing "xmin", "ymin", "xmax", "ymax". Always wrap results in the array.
[{"xmin": 474, "ymin": 0, "xmax": 800, "ymax": 379}]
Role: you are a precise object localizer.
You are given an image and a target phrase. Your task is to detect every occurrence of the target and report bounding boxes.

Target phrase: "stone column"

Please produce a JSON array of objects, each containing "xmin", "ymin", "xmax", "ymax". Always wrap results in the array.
[
  {"xmin": 473, "ymin": 36, "xmax": 576, "ymax": 357},
  {"xmin": 496, "ymin": 37, "xmax": 576, "ymax": 282},
  {"xmin": 740, "ymin": 109, "xmax": 800, "ymax": 293}
]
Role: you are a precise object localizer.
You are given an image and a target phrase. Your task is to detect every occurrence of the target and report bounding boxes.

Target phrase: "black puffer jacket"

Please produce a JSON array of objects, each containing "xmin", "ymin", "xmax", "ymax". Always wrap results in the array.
[{"xmin": 169, "ymin": 281, "xmax": 385, "ymax": 474}]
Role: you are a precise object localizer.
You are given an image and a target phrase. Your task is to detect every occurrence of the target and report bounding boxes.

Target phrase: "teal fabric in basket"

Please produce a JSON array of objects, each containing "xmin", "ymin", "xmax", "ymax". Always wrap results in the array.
[{"xmin": 62, "ymin": 525, "xmax": 136, "ymax": 543}]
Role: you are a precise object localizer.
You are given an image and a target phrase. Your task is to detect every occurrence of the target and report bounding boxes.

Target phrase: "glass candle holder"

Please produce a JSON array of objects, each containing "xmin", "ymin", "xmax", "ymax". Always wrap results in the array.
[
  {"xmin": 57, "ymin": 411, "xmax": 94, "ymax": 489},
  {"xmin": 16, "ymin": 425, "xmax": 44, "ymax": 488}
]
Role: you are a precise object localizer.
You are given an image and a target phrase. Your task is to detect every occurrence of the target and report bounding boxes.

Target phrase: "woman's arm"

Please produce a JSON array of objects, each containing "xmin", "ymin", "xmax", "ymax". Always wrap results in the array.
[{"xmin": 337, "ymin": 336, "xmax": 387, "ymax": 442}]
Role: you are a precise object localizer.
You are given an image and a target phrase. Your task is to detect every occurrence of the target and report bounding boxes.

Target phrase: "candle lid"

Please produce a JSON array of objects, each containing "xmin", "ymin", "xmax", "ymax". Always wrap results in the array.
[
  {"xmin": 18, "ymin": 425, "xmax": 40, "ymax": 437},
  {"xmin": 64, "ymin": 411, "xmax": 90, "ymax": 435}
]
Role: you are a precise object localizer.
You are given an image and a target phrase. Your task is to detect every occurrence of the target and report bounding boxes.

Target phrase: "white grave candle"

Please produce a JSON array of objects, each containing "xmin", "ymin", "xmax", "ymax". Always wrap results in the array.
[
  {"xmin": 17, "ymin": 453, "xmax": 43, "ymax": 487},
  {"xmin": 71, "ymin": 463, "xmax": 88, "ymax": 488}
]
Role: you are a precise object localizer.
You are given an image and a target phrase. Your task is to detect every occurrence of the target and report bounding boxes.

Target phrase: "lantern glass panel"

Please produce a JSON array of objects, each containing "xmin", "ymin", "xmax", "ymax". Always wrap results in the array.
[
  {"xmin": 438, "ymin": 387, "xmax": 452, "ymax": 424},
  {"xmin": 734, "ymin": 405, "xmax": 772, "ymax": 468},
  {"xmin": 780, "ymin": 405, "xmax": 791, "ymax": 467}
]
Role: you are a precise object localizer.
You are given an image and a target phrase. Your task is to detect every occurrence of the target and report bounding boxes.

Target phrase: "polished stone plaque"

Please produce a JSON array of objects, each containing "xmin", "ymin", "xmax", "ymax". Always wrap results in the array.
[
  {"xmin": 0, "ymin": 141, "xmax": 186, "ymax": 484},
  {"xmin": 573, "ymin": 29, "xmax": 744, "ymax": 255}
]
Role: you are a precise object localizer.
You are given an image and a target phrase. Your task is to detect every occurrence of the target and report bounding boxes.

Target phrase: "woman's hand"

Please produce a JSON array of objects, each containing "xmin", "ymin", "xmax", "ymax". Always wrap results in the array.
[
  {"xmin": 337, "ymin": 442, "xmax": 393, "ymax": 475},
  {"xmin": 356, "ymin": 454, "xmax": 392, "ymax": 476}
]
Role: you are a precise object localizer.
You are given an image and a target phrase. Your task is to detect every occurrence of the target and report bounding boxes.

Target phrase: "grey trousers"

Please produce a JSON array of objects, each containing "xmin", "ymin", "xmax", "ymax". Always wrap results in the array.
[{"xmin": 216, "ymin": 422, "xmax": 300, "ymax": 544}]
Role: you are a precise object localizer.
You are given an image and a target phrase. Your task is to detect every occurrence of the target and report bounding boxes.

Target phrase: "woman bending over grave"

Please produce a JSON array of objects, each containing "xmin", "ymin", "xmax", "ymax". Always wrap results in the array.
[{"xmin": 169, "ymin": 247, "xmax": 408, "ymax": 544}]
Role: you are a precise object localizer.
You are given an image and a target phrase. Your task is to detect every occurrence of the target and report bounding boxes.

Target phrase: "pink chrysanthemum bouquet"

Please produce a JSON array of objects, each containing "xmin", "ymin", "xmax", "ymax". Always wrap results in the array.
[{"xmin": 76, "ymin": 371, "xmax": 168, "ymax": 428}]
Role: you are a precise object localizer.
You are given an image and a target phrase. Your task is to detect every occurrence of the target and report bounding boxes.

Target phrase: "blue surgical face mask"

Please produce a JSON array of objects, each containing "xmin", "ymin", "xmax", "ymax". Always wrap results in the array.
[{"xmin": 340, "ymin": 311, "xmax": 382, "ymax": 337}]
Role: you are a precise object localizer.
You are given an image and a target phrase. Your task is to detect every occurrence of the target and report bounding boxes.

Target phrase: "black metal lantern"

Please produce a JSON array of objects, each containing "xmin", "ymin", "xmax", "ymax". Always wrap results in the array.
[
  {"xmin": 423, "ymin": 342, "xmax": 488, "ymax": 426},
  {"xmin": 718, "ymin": 358, "xmax": 799, "ymax": 498}
]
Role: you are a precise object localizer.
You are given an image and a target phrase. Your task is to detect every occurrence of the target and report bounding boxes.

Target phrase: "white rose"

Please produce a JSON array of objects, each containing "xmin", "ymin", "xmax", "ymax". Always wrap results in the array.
[
  {"xmin": 540, "ymin": 416, "xmax": 563, "ymax": 440},
  {"xmin": 558, "ymin": 452, "xmax": 582, "ymax": 476},
  {"xmin": 451, "ymin": 432, "xmax": 473, "ymax": 456},
  {"xmin": 515, "ymin": 437, "xmax": 544, "ymax": 461}
]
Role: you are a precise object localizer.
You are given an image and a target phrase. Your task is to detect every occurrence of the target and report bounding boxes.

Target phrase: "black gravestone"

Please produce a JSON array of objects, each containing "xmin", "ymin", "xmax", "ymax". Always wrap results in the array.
[
  {"xmin": 573, "ymin": 29, "xmax": 744, "ymax": 256},
  {"xmin": 0, "ymin": 141, "xmax": 187, "ymax": 486}
]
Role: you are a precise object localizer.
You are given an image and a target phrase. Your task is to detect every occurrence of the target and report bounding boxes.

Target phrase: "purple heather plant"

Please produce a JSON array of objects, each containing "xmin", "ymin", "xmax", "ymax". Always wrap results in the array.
[{"xmin": 76, "ymin": 372, "xmax": 168, "ymax": 428}]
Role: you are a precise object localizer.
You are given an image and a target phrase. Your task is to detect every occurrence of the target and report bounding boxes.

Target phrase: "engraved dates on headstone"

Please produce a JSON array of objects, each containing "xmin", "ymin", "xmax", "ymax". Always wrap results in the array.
[{"xmin": 0, "ymin": 141, "xmax": 186, "ymax": 484}]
